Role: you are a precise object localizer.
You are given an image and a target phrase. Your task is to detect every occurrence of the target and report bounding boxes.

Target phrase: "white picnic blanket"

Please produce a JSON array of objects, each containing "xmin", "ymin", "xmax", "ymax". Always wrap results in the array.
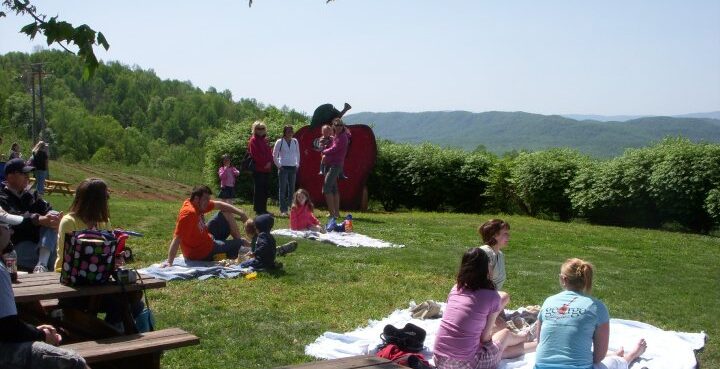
[
  {"xmin": 138, "ymin": 256, "xmax": 253, "ymax": 281},
  {"xmin": 272, "ymin": 229, "xmax": 404, "ymax": 248},
  {"xmin": 305, "ymin": 302, "xmax": 706, "ymax": 369}
]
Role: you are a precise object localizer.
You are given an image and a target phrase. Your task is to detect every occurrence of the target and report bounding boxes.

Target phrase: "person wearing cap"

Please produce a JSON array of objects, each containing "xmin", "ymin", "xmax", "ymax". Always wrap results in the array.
[
  {"xmin": 0, "ymin": 158, "xmax": 62, "ymax": 273},
  {"xmin": 0, "ymin": 214, "xmax": 90, "ymax": 369}
]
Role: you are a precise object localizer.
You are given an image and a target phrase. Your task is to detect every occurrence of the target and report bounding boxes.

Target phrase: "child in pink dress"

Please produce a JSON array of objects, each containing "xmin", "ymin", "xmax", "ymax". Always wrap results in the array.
[{"xmin": 289, "ymin": 189, "xmax": 325, "ymax": 233}]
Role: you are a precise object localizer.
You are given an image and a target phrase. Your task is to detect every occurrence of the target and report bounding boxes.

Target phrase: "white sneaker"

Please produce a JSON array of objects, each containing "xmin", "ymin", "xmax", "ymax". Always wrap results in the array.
[{"xmin": 33, "ymin": 264, "xmax": 49, "ymax": 273}]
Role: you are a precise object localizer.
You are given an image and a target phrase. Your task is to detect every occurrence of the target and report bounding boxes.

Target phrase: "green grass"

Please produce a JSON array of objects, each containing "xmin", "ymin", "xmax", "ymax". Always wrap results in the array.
[{"xmin": 39, "ymin": 168, "xmax": 719, "ymax": 369}]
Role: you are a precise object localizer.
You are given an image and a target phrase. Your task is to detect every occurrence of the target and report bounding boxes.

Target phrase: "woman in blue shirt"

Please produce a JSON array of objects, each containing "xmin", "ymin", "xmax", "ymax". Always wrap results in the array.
[{"xmin": 534, "ymin": 258, "xmax": 647, "ymax": 369}]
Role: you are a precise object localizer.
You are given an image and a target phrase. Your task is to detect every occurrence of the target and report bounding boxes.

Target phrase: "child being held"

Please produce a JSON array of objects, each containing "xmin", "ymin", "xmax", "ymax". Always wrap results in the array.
[
  {"xmin": 289, "ymin": 189, "xmax": 325, "ymax": 233},
  {"xmin": 316, "ymin": 124, "xmax": 333, "ymax": 175}
]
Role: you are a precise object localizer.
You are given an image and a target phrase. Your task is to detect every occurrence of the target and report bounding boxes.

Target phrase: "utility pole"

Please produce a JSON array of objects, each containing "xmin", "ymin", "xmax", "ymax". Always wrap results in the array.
[{"xmin": 27, "ymin": 63, "xmax": 48, "ymax": 144}]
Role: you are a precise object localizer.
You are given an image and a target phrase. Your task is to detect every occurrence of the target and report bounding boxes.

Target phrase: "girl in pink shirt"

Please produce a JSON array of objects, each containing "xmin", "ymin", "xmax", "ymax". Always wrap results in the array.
[
  {"xmin": 218, "ymin": 154, "xmax": 240, "ymax": 202},
  {"xmin": 289, "ymin": 189, "xmax": 324, "ymax": 233},
  {"xmin": 433, "ymin": 247, "xmax": 535, "ymax": 369}
]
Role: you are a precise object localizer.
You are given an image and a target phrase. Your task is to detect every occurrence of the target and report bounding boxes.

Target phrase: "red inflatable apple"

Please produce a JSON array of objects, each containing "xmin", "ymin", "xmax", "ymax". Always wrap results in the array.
[{"xmin": 294, "ymin": 124, "xmax": 377, "ymax": 210}]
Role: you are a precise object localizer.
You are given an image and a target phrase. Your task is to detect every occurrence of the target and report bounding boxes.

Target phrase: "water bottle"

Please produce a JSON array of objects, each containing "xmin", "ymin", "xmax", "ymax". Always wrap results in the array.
[
  {"xmin": 344, "ymin": 214, "xmax": 353, "ymax": 233},
  {"xmin": 3, "ymin": 249, "xmax": 18, "ymax": 283}
]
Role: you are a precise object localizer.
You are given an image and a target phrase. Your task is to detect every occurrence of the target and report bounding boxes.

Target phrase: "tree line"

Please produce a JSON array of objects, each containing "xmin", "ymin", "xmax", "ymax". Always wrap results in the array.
[{"xmin": 0, "ymin": 50, "xmax": 306, "ymax": 172}]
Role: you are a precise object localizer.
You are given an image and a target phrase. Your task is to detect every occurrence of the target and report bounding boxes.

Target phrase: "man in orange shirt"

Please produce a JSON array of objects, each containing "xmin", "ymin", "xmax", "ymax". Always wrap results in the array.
[{"xmin": 163, "ymin": 185, "xmax": 249, "ymax": 266}]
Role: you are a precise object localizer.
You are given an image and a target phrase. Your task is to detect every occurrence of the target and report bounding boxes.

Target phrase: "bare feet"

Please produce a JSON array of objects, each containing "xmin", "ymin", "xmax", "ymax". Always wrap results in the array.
[{"xmin": 622, "ymin": 338, "xmax": 647, "ymax": 363}]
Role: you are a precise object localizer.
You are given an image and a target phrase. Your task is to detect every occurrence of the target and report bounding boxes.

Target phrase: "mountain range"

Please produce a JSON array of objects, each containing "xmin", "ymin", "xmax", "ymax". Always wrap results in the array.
[{"xmin": 342, "ymin": 111, "xmax": 720, "ymax": 157}]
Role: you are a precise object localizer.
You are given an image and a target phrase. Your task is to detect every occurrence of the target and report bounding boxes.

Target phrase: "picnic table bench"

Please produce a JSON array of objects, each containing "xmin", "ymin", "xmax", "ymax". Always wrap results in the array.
[
  {"xmin": 273, "ymin": 355, "xmax": 407, "ymax": 369},
  {"xmin": 13, "ymin": 272, "xmax": 199, "ymax": 369},
  {"xmin": 28, "ymin": 178, "xmax": 75, "ymax": 195}
]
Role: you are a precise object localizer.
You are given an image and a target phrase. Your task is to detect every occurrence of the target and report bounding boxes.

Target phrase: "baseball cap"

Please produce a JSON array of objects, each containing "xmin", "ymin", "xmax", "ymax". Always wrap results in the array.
[
  {"xmin": 4, "ymin": 158, "xmax": 34, "ymax": 176},
  {"xmin": 0, "ymin": 209, "xmax": 23, "ymax": 225}
]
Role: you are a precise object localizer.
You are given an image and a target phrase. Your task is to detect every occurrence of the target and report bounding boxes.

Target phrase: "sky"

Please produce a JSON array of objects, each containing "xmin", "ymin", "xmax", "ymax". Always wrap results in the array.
[{"xmin": 1, "ymin": 1, "xmax": 719, "ymax": 116}]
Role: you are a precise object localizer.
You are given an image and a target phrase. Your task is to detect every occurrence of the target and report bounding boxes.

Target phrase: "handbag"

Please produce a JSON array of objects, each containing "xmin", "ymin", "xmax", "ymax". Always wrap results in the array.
[
  {"xmin": 60, "ymin": 229, "xmax": 117, "ymax": 286},
  {"xmin": 134, "ymin": 272, "xmax": 155, "ymax": 332},
  {"xmin": 241, "ymin": 151, "xmax": 255, "ymax": 172}
]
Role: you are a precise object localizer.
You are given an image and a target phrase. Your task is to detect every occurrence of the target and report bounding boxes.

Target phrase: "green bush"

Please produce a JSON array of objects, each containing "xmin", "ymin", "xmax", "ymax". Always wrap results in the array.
[
  {"xmin": 510, "ymin": 148, "xmax": 588, "ymax": 220},
  {"xmin": 705, "ymin": 189, "xmax": 720, "ymax": 225},
  {"xmin": 484, "ymin": 154, "xmax": 521, "ymax": 214},
  {"xmin": 368, "ymin": 141, "xmax": 494, "ymax": 212},
  {"xmin": 647, "ymin": 138, "xmax": 720, "ymax": 232},
  {"xmin": 570, "ymin": 148, "xmax": 660, "ymax": 227},
  {"xmin": 367, "ymin": 141, "xmax": 416, "ymax": 211}
]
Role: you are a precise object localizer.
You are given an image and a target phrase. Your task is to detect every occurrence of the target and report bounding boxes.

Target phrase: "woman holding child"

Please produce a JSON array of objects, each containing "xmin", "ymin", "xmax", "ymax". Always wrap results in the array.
[
  {"xmin": 321, "ymin": 118, "xmax": 350, "ymax": 219},
  {"xmin": 433, "ymin": 247, "xmax": 536, "ymax": 369},
  {"xmin": 534, "ymin": 258, "xmax": 647, "ymax": 369}
]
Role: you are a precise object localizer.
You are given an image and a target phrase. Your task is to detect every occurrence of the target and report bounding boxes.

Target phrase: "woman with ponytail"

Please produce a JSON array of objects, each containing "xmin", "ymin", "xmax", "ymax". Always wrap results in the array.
[{"xmin": 534, "ymin": 258, "xmax": 647, "ymax": 369}]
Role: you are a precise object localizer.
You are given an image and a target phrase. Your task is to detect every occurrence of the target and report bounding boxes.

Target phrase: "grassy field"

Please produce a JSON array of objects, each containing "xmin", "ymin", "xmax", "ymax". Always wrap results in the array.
[{"xmin": 43, "ymin": 162, "xmax": 718, "ymax": 368}]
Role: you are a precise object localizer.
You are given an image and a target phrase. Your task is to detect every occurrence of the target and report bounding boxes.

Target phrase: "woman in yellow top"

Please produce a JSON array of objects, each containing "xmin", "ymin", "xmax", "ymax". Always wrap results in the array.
[
  {"xmin": 54, "ymin": 178, "xmax": 110, "ymax": 272},
  {"xmin": 54, "ymin": 178, "xmax": 145, "ymax": 330}
]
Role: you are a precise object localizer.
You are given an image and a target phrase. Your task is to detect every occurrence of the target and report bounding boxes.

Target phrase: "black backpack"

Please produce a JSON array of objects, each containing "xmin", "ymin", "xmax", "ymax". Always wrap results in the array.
[{"xmin": 380, "ymin": 323, "xmax": 426, "ymax": 353}]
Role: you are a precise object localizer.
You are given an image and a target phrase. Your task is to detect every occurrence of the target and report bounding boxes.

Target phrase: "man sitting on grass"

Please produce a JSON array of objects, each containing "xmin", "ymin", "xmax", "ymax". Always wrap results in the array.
[
  {"xmin": 0, "ymin": 158, "xmax": 62, "ymax": 273},
  {"xmin": 163, "ymin": 185, "xmax": 249, "ymax": 266}
]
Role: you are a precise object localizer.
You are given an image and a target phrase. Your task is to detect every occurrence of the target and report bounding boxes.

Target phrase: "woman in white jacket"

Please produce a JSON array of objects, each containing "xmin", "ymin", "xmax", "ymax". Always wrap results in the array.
[{"xmin": 273, "ymin": 125, "xmax": 300, "ymax": 217}]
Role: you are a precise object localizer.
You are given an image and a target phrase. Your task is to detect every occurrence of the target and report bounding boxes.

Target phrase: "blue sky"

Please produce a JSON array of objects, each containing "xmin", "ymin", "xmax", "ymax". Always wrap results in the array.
[{"xmin": 1, "ymin": 1, "xmax": 718, "ymax": 116}]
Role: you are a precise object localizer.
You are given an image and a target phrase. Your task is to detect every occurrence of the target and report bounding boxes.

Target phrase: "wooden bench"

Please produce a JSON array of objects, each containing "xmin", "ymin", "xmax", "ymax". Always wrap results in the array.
[
  {"xmin": 273, "ymin": 355, "xmax": 407, "ymax": 369},
  {"xmin": 63, "ymin": 328, "xmax": 199, "ymax": 368}
]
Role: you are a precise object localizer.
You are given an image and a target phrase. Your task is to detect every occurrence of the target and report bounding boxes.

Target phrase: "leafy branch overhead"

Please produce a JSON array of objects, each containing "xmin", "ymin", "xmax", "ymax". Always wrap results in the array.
[{"xmin": 1, "ymin": 0, "xmax": 108, "ymax": 79}]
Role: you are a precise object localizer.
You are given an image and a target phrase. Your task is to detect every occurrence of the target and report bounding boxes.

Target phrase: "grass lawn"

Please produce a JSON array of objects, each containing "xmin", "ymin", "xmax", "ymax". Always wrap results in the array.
[{"xmin": 41, "ymin": 162, "xmax": 718, "ymax": 368}]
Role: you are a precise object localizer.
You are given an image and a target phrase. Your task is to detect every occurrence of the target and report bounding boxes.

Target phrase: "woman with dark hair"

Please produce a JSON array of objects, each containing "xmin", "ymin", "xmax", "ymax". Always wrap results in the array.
[
  {"xmin": 248, "ymin": 121, "xmax": 273, "ymax": 215},
  {"xmin": 31, "ymin": 141, "xmax": 50, "ymax": 196},
  {"xmin": 54, "ymin": 178, "xmax": 144, "ymax": 330},
  {"xmin": 433, "ymin": 247, "xmax": 535, "ymax": 369},
  {"xmin": 53, "ymin": 178, "xmax": 110, "ymax": 271},
  {"xmin": 479, "ymin": 219, "xmax": 512, "ymax": 327},
  {"xmin": 321, "ymin": 118, "xmax": 350, "ymax": 219},
  {"xmin": 273, "ymin": 125, "xmax": 300, "ymax": 217},
  {"xmin": 534, "ymin": 258, "xmax": 647, "ymax": 369}
]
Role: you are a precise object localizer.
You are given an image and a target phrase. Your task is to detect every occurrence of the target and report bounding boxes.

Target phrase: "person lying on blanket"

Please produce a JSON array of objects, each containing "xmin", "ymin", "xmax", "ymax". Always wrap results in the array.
[
  {"xmin": 433, "ymin": 247, "xmax": 537, "ymax": 369},
  {"xmin": 0, "ymin": 212, "xmax": 91, "ymax": 369},
  {"xmin": 163, "ymin": 185, "xmax": 249, "ymax": 266},
  {"xmin": 534, "ymin": 258, "xmax": 647, "ymax": 369}
]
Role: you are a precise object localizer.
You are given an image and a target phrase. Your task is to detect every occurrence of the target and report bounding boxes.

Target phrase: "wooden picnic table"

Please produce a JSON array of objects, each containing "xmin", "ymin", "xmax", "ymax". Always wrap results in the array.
[
  {"xmin": 28, "ymin": 178, "xmax": 75, "ymax": 195},
  {"xmin": 13, "ymin": 272, "xmax": 199, "ymax": 369}
]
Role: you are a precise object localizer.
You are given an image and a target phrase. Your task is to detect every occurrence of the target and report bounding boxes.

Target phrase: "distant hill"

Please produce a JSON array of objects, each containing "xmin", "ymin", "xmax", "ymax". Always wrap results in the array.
[
  {"xmin": 343, "ymin": 111, "xmax": 720, "ymax": 157},
  {"xmin": 563, "ymin": 111, "xmax": 720, "ymax": 122}
]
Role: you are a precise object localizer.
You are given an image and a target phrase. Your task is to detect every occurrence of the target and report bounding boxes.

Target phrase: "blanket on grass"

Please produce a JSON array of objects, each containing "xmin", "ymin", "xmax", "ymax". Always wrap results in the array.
[
  {"xmin": 138, "ymin": 256, "xmax": 253, "ymax": 281},
  {"xmin": 305, "ymin": 302, "xmax": 706, "ymax": 369},
  {"xmin": 272, "ymin": 229, "xmax": 404, "ymax": 248}
]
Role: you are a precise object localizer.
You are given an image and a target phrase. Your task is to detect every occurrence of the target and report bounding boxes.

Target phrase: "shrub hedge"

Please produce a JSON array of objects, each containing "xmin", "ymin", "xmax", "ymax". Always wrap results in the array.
[{"xmin": 205, "ymin": 128, "xmax": 720, "ymax": 233}]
